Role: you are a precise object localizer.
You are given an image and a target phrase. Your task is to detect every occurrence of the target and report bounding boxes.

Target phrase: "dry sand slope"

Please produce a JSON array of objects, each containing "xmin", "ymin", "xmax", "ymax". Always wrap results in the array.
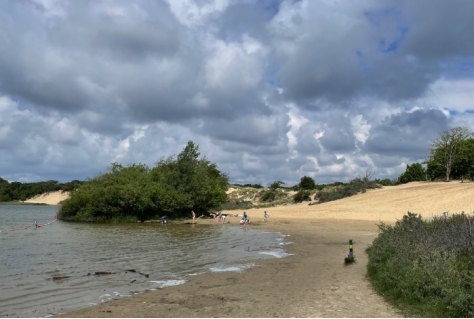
[
  {"xmin": 24, "ymin": 190, "xmax": 70, "ymax": 205},
  {"xmin": 238, "ymin": 181, "xmax": 474, "ymax": 223},
  {"xmin": 58, "ymin": 181, "xmax": 474, "ymax": 318}
]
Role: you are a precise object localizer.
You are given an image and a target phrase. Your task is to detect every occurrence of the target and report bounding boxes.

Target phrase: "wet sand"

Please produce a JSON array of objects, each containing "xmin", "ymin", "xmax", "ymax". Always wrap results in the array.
[{"xmin": 57, "ymin": 181, "xmax": 474, "ymax": 317}]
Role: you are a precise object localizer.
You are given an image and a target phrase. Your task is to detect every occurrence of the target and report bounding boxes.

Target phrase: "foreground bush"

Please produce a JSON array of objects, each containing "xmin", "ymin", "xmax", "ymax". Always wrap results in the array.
[{"xmin": 367, "ymin": 212, "xmax": 474, "ymax": 317}]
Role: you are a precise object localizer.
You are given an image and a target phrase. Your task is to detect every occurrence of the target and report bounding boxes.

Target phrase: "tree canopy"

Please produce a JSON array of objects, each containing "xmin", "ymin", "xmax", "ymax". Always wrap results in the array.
[
  {"xmin": 398, "ymin": 163, "xmax": 426, "ymax": 184},
  {"xmin": 298, "ymin": 176, "xmax": 316, "ymax": 190},
  {"xmin": 427, "ymin": 127, "xmax": 474, "ymax": 182},
  {"xmin": 428, "ymin": 127, "xmax": 472, "ymax": 182},
  {"xmin": 0, "ymin": 178, "xmax": 82, "ymax": 202},
  {"xmin": 58, "ymin": 141, "xmax": 229, "ymax": 222}
]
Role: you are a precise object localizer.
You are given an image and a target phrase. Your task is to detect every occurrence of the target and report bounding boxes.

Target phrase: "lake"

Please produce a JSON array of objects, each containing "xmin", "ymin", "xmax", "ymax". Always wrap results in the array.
[{"xmin": 0, "ymin": 205, "xmax": 290, "ymax": 318}]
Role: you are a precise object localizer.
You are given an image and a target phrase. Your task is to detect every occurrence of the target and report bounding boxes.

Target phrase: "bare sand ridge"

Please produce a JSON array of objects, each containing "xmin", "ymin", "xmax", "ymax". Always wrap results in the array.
[
  {"xmin": 57, "ymin": 181, "xmax": 474, "ymax": 318},
  {"xmin": 25, "ymin": 191, "xmax": 70, "ymax": 205}
]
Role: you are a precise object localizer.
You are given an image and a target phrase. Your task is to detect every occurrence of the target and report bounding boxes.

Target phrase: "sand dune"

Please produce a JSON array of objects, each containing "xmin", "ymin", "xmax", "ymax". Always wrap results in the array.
[
  {"xmin": 225, "ymin": 181, "xmax": 474, "ymax": 223},
  {"xmin": 25, "ymin": 190, "xmax": 70, "ymax": 205}
]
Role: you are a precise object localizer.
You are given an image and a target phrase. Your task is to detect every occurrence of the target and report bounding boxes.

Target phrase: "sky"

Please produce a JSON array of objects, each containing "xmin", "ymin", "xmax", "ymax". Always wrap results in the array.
[{"xmin": 1, "ymin": 0, "xmax": 474, "ymax": 186}]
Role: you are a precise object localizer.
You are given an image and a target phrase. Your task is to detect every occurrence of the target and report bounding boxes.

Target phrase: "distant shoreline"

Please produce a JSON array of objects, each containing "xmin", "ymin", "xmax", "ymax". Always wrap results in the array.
[{"xmin": 0, "ymin": 202, "xmax": 48, "ymax": 206}]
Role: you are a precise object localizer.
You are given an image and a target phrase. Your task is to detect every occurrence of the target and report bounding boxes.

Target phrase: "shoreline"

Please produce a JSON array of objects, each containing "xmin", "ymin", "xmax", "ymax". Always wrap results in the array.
[
  {"xmin": 56, "ymin": 218, "xmax": 401, "ymax": 318},
  {"xmin": 44, "ymin": 182, "xmax": 474, "ymax": 317}
]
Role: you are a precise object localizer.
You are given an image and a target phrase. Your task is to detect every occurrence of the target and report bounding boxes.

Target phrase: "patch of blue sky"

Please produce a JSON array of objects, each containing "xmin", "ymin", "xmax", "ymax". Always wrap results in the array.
[
  {"xmin": 380, "ymin": 26, "xmax": 408, "ymax": 53},
  {"xmin": 364, "ymin": 6, "xmax": 409, "ymax": 54},
  {"xmin": 354, "ymin": 50, "xmax": 372, "ymax": 75},
  {"xmin": 440, "ymin": 57, "xmax": 474, "ymax": 78},
  {"xmin": 254, "ymin": 0, "xmax": 285, "ymax": 21},
  {"xmin": 264, "ymin": 56, "xmax": 281, "ymax": 88}
]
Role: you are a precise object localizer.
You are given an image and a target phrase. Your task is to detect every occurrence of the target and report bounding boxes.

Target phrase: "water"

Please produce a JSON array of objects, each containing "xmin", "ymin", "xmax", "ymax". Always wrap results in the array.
[{"xmin": 0, "ymin": 205, "xmax": 290, "ymax": 318}]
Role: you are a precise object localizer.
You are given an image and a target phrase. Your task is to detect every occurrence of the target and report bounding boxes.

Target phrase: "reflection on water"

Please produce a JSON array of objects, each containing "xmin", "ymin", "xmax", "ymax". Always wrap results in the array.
[{"xmin": 0, "ymin": 205, "xmax": 288, "ymax": 318}]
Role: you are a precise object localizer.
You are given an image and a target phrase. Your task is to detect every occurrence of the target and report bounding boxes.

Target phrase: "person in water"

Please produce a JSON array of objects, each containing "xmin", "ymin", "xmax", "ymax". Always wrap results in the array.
[
  {"xmin": 243, "ymin": 212, "xmax": 249, "ymax": 224},
  {"xmin": 160, "ymin": 215, "xmax": 167, "ymax": 224},
  {"xmin": 35, "ymin": 221, "xmax": 38, "ymax": 228}
]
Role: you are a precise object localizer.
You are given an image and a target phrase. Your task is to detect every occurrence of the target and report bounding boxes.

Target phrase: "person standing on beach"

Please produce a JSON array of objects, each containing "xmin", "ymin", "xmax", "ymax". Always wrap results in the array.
[
  {"xmin": 264, "ymin": 211, "xmax": 269, "ymax": 223},
  {"xmin": 192, "ymin": 210, "xmax": 196, "ymax": 224},
  {"xmin": 35, "ymin": 221, "xmax": 38, "ymax": 229}
]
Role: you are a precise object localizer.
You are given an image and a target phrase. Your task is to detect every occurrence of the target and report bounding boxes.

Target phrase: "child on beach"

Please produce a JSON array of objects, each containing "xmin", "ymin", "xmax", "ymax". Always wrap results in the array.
[
  {"xmin": 192, "ymin": 210, "xmax": 196, "ymax": 224},
  {"xmin": 264, "ymin": 211, "xmax": 269, "ymax": 223}
]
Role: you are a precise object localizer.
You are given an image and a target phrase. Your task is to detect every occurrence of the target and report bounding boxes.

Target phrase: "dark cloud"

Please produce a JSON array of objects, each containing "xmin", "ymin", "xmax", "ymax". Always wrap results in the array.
[
  {"xmin": 0, "ymin": 0, "xmax": 473, "ymax": 185},
  {"xmin": 364, "ymin": 109, "xmax": 449, "ymax": 158},
  {"xmin": 401, "ymin": 0, "xmax": 474, "ymax": 60},
  {"xmin": 320, "ymin": 126, "xmax": 357, "ymax": 152}
]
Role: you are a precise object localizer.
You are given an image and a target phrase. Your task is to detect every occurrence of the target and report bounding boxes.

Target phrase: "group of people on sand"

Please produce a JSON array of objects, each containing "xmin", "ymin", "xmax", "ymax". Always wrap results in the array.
[
  {"xmin": 160, "ymin": 210, "xmax": 270, "ymax": 225},
  {"xmin": 205, "ymin": 210, "xmax": 269, "ymax": 225}
]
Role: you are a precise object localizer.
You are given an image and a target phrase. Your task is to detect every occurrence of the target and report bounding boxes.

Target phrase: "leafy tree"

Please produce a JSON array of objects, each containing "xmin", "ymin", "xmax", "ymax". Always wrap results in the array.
[
  {"xmin": 59, "ymin": 141, "xmax": 229, "ymax": 222},
  {"xmin": 428, "ymin": 127, "xmax": 472, "ymax": 182},
  {"xmin": 269, "ymin": 180, "xmax": 285, "ymax": 190},
  {"xmin": 453, "ymin": 138, "xmax": 474, "ymax": 182},
  {"xmin": 298, "ymin": 176, "xmax": 316, "ymax": 190},
  {"xmin": 398, "ymin": 163, "xmax": 426, "ymax": 184}
]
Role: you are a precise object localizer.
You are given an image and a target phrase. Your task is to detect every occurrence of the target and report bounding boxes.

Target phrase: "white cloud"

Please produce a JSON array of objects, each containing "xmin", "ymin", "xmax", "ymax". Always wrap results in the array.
[
  {"xmin": 351, "ymin": 115, "xmax": 371, "ymax": 144},
  {"xmin": 417, "ymin": 78, "xmax": 474, "ymax": 113},
  {"xmin": 204, "ymin": 34, "xmax": 267, "ymax": 91},
  {"xmin": 166, "ymin": 0, "xmax": 230, "ymax": 27}
]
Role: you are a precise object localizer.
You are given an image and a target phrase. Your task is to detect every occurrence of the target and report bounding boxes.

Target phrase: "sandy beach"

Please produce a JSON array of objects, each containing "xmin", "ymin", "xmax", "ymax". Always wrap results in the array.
[{"xmin": 57, "ymin": 181, "xmax": 474, "ymax": 318}]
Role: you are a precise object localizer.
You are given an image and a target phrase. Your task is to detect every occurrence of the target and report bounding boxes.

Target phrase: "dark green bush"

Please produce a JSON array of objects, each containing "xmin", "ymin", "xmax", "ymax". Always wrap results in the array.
[
  {"xmin": 260, "ymin": 190, "xmax": 277, "ymax": 202},
  {"xmin": 59, "ymin": 141, "xmax": 229, "ymax": 222},
  {"xmin": 293, "ymin": 190, "xmax": 311, "ymax": 203},
  {"xmin": 367, "ymin": 212, "xmax": 474, "ymax": 317},
  {"xmin": 398, "ymin": 163, "xmax": 426, "ymax": 184},
  {"xmin": 316, "ymin": 173, "xmax": 380, "ymax": 203}
]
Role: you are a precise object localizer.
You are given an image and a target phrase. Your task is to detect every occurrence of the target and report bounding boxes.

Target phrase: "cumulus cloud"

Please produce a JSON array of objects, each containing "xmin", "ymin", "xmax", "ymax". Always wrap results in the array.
[{"xmin": 1, "ymin": 0, "xmax": 474, "ymax": 185}]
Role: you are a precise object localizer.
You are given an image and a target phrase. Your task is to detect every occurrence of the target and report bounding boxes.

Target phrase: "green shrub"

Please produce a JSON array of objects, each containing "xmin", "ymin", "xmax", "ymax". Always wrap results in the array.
[
  {"xmin": 367, "ymin": 212, "xmax": 474, "ymax": 317},
  {"xmin": 260, "ymin": 190, "xmax": 277, "ymax": 202},
  {"xmin": 316, "ymin": 173, "xmax": 380, "ymax": 203},
  {"xmin": 398, "ymin": 163, "xmax": 426, "ymax": 184},
  {"xmin": 59, "ymin": 141, "xmax": 229, "ymax": 222},
  {"xmin": 293, "ymin": 190, "xmax": 311, "ymax": 203}
]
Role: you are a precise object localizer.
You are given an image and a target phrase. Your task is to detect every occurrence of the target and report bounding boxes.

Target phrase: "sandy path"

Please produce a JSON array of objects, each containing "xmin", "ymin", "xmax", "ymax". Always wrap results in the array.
[{"xmin": 57, "ymin": 181, "xmax": 474, "ymax": 317}]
